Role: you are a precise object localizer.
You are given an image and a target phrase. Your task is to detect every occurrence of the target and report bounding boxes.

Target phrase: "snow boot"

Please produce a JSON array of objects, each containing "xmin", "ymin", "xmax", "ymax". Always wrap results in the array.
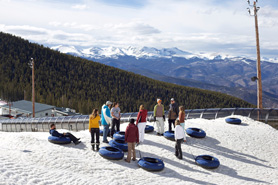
[
  {"xmin": 91, "ymin": 143, "xmax": 95, "ymax": 151},
  {"xmin": 96, "ymin": 143, "xmax": 100, "ymax": 151}
]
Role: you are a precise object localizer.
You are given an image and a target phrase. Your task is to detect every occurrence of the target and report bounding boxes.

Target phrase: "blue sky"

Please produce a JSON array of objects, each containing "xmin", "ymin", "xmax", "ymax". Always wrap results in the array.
[{"xmin": 0, "ymin": 0, "xmax": 277, "ymax": 58}]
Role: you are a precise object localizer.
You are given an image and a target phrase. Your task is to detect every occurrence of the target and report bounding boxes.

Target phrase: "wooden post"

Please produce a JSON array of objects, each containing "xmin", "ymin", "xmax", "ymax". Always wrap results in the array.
[
  {"xmin": 251, "ymin": 1, "xmax": 263, "ymax": 122},
  {"xmin": 254, "ymin": 1, "xmax": 262, "ymax": 110}
]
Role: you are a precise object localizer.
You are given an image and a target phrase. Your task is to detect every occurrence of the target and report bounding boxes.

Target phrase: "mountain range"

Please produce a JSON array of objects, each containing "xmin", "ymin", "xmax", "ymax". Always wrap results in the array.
[
  {"xmin": 0, "ymin": 32, "xmax": 252, "ymax": 114},
  {"xmin": 52, "ymin": 45, "xmax": 278, "ymax": 108}
]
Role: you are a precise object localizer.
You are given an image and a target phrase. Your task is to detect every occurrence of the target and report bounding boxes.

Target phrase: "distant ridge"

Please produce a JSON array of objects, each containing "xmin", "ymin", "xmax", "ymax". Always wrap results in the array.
[
  {"xmin": 52, "ymin": 45, "xmax": 278, "ymax": 108},
  {"xmin": 51, "ymin": 45, "xmax": 278, "ymax": 62}
]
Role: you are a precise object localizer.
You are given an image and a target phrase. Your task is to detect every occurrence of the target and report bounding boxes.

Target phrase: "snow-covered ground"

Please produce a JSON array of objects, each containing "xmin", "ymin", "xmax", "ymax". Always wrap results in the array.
[{"xmin": 0, "ymin": 116, "xmax": 277, "ymax": 185}]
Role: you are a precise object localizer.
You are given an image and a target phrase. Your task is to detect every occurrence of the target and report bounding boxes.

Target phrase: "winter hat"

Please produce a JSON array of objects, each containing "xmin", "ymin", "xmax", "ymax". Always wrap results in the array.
[
  {"xmin": 157, "ymin": 99, "xmax": 162, "ymax": 103},
  {"xmin": 171, "ymin": 98, "xmax": 175, "ymax": 101},
  {"xmin": 106, "ymin": 101, "xmax": 112, "ymax": 105},
  {"xmin": 130, "ymin": 118, "xmax": 135, "ymax": 124}
]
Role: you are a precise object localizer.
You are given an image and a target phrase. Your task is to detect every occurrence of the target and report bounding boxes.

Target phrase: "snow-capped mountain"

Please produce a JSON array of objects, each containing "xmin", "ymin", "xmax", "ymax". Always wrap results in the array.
[
  {"xmin": 51, "ymin": 45, "xmax": 278, "ymax": 107},
  {"xmin": 51, "ymin": 45, "xmax": 82, "ymax": 56},
  {"xmin": 52, "ymin": 45, "xmax": 229, "ymax": 60},
  {"xmin": 51, "ymin": 45, "xmax": 278, "ymax": 63}
]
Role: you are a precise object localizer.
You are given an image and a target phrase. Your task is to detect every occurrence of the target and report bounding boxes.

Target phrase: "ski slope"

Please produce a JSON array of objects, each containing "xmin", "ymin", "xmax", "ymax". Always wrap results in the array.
[{"xmin": 0, "ymin": 116, "xmax": 277, "ymax": 185}]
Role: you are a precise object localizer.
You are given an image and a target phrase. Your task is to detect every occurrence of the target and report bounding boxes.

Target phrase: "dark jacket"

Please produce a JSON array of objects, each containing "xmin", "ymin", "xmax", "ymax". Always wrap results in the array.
[
  {"xmin": 125, "ymin": 123, "xmax": 139, "ymax": 143},
  {"xmin": 136, "ymin": 109, "xmax": 148, "ymax": 125},
  {"xmin": 168, "ymin": 103, "xmax": 179, "ymax": 120},
  {"xmin": 49, "ymin": 129, "xmax": 63, "ymax": 137}
]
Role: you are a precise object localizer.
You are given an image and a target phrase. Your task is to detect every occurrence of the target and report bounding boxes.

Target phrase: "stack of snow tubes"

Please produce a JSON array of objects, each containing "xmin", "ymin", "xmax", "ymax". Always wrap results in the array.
[
  {"xmin": 163, "ymin": 131, "xmax": 175, "ymax": 141},
  {"xmin": 225, "ymin": 118, "xmax": 242, "ymax": 124},
  {"xmin": 186, "ymin": 128, "xmax": 206, "ymax": 138},
  {"xmin": 138, "ymin": 157, "xmax": 164, "ymax": 171},
  {"xmin": 99, "ymin": 146, "xmax": 124, "ymax": 160},
  {"xmin": 113, "ymin": 131, "xmax": 125, "ymax": 140},
  {"xmin": 99, "ymin": 129, "xmax": 111, "ymax": 136},
  {"xmin": 48, "ymin": 136, "xmax": 71, "ymax": 144},
  {"xmin": 109, "ymin": 139, "xmax": 128, "ymax": 152},
  {"xmin": 145, "ymin": 125, "xmax": 154, "ymax": 133},
  {"xmin": 195, "ymin": 155, "xmax": 220, "ymax": 169}
]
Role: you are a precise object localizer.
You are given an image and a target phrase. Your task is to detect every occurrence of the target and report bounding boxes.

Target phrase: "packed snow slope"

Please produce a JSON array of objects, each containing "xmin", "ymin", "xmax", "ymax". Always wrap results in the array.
[{"xmin": 1, "ymin": 116, "xmax": 277, "ymax": 185}]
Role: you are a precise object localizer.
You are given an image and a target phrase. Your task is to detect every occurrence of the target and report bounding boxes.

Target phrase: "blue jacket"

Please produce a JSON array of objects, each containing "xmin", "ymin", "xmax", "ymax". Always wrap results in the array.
[
  {"xmin": 101, "ymin": 105, "xmax": 112, "ymax": 126},
  {"xmin": 49, "ymin": 129, "xmax": 63, "ymax": 137}
]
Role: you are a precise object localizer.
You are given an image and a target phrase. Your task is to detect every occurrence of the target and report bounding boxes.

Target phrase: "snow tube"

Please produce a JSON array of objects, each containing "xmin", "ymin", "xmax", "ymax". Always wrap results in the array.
[
  {"xmin": 113, "ymin": 131, "xmax": 125, "ymax": 140},
  {"xmin": 138, "ymin": 157, "xmax": 164, "ymax": 171},
  {"xmin": 145, "ymin": 125, "xmax": 154, "ymax": 133},
  {"xmin": 48, "ymin": 136, "xmax": 71, "ymax": 144},
  {"xmin": 225, "ymin": 118, "xmax": 241, "ymax": 124},
  {"xmin": 186, "ymin": 128, "xmax": 206, "ymax": 138},
  {"xmin": 99, "ymin": 129, "xmax": 111, "ymax": 136},
  {"xmin": 99, "ymin": 146, "xmax": 124, "ymax": 160},
  {"xmin": 195, "ymin": 155, "xmax": 220, "ymax": 169},
  {"xmin": 109, "ymin": 139, "xmax": 128, "ymax": 152},
  {"xmin": 163, "ymin": 131, "xmax": 175, "ymax": 141}
]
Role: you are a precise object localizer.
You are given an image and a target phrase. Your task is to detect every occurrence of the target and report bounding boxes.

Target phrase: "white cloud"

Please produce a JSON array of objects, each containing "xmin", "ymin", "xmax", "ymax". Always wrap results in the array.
[
  {"xmin": 259, "ymin": 6, "xmax": 278, "ymax": 27},
  {"xmin": 112, "ymin": 22, "xmax": 160, "ymax": 35},
  {"xmin": 71, "ymin": 4, "xmax": 88, "ymax": 10},
  {"xmin": 0, "ymin": 0, "xmax": 277, "ymax": 58}
]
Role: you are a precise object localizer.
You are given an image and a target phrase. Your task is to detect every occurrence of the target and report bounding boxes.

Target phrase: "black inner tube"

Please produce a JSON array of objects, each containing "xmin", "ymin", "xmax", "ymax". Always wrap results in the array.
[
  {"xmin": 106, "ymin": 147, "xmax": 120, "ymax": 152},
  {"xmin": 191, "ymin": 128, "xmax": 201, "ymax": 132},
  {"xmin": 115, "ymin": 139, "xmax": 125, "ymax": 144},
  {"xmin": 201, "ymin": 156, "xmax": 214, "ymax": 161},
  {"xmin": 144, "ymin": 157, "xmax": 159, "ymax": 163},
  {"xmin": 118, "ymin": 132, "xmax": 125, "ymax": 135}
]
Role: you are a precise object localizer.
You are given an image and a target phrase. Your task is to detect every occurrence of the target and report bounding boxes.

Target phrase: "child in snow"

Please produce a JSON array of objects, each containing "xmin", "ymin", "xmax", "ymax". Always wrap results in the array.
[
  {"xmin": 49, "ymin": 124, "xmax": 81, "ymax": 145},
  {"xmin": 89, "ymin": 109, "xmax": 101, "ymax": 151},
  {"xmin": 174, "ymin": 120, "xmax": 186, "ymax": 159},
  {"xmin": 125, "ymin": 119, "xmax": 139, "ymax": 163}
]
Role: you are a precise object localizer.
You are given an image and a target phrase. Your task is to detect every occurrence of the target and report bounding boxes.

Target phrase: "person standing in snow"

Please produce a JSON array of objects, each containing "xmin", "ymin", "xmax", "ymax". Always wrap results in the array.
[
  {"xmin": 168, "ymin": 98, "xmax": 179, "ymax": 131},
  {"xmin": 49, "ymin": 124, "xmax": 81, "ymax": 145},
  {"xmin": 179, "ymin": 106, "xmax": 186, "ymax": 141},
  {"xmin": 125, "ymin": 119, "xmax": 139, "ymax": 163},
  {"xmin": 110, "ymin": 102, "xmax": 121, "ymax": 138},
  {"xmin": 174, "ymin": 120, "xmax": 186, "ymax": 159},
  {"xmin": 136, "ymin": 104, "xmax": 148, "ymax": 144},
  {"xmin": 101, "ymin": 101, "xmax": 112, "ymax": 143},
  {"xmin": 89, "ymin": 109, "xmax": 101, "ymax": 151},
  {"xmin": 154, "ymin": 99, "xmax": 165, "ymax": 135}
]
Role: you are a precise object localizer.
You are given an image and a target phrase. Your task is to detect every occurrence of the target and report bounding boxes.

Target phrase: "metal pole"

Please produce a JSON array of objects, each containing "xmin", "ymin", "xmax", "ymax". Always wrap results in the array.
[
  {"xmin": 253, "ymin": 1, "xmax": 263, "ymax": 109},
  {"xmin": 31, "ymin": 58, "xmax": 35, "ymax": 117}
]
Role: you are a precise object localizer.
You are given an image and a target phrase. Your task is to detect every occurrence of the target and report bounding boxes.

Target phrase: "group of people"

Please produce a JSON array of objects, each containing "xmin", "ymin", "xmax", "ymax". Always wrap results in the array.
[
  {"xmin": 153, "ymin": 98, "xmax": 186, "ymax": 159},
  {"xmin": 49, "ymin": 98, "xmax": 187, "ymax": 161}
]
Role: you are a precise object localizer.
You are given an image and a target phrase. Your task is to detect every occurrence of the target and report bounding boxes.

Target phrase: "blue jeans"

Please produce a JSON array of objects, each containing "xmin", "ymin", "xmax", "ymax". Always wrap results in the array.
[{"xmin": 103, "ymin": 124, "xmax": 110, "ymax": 142}]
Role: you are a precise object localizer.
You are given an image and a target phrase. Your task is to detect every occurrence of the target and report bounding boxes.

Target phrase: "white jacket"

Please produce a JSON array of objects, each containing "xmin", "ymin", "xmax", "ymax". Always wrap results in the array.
[{"xmin": 175, "ymin": 125, "xmax": 185, "ymax": 140}]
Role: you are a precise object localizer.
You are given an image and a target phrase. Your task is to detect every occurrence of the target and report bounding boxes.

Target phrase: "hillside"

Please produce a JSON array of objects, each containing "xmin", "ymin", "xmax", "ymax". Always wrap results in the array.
[
  {"xmin": 0, "ymin": 32, "xmax": 253, "ymax": 114},
  {"xmin": 1, "ymin": 116, "xmax": 278, "ymax": 184}
]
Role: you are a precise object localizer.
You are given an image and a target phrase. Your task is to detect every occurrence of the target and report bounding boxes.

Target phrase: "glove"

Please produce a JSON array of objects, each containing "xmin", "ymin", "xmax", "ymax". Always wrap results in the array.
[
  {"xmin": 163, "ymin": 115, "xmax": 165, "ymax": 121},
  {"xmin": 154, "ymin": 116, "xmax": 156, "ymax": 122}
]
